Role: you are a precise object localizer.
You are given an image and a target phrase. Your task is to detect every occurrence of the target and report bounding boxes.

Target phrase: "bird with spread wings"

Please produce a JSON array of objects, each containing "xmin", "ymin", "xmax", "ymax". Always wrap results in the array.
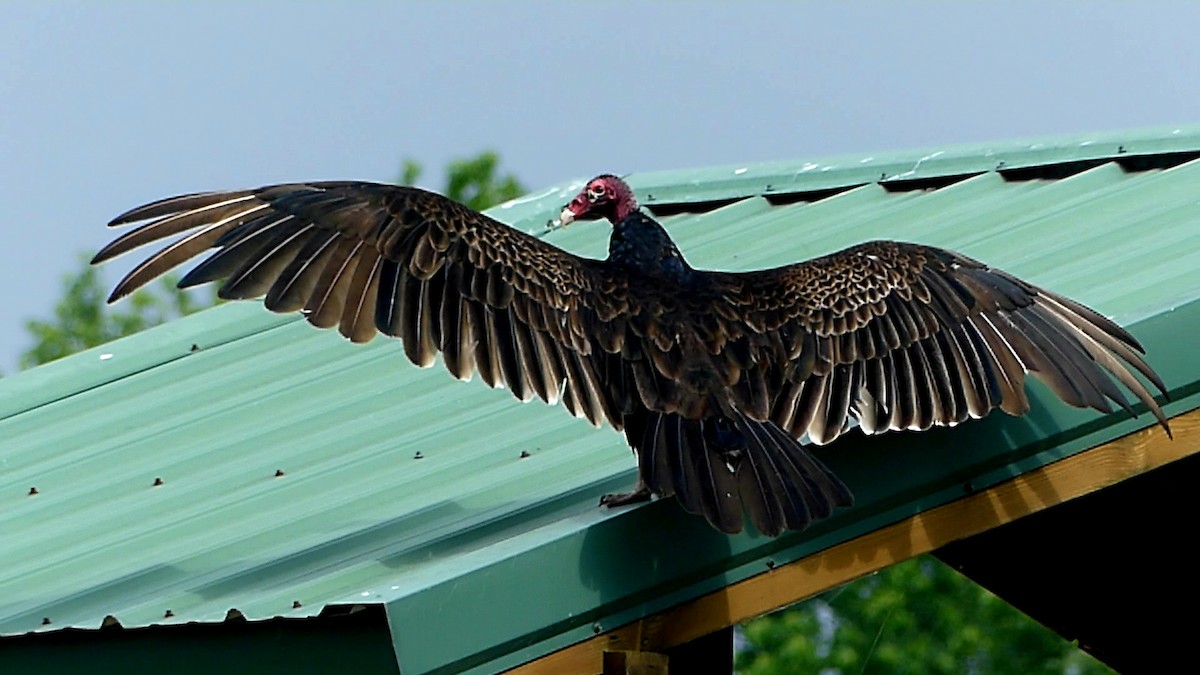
[{"xmin": 92, "ymin": 174, "xmax": 1169, "ymax": 536}]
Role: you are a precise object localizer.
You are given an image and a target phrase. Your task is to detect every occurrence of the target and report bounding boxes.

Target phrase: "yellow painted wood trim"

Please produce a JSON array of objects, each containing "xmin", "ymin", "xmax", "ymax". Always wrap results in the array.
[{"xmin": 508, "ymin": 410, "xmax": 1198, "ymax": 675}]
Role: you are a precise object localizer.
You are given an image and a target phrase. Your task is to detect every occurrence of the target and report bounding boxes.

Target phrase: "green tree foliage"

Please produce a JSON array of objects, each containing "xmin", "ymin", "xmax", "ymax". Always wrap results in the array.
[
  {"xmin": 20, "ymin": 256, "xmax": 209, "ymax": 368},
  {"xmin": 403, "ymin": 150, "xmax": 525, "ymax": 212},
  {"xmin": 19, "ymin": 151, "xmax": 527, "ymax": 369},
  {"xmin": 736, "ymin": 555, "xmax": 1113, "ymax": 675}
]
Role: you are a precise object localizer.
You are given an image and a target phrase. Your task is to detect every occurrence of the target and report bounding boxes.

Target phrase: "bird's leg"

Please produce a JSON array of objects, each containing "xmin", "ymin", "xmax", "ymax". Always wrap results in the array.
[{"xmin": 600, "ymin": 477, "xmax": 653, "ymax": 508}]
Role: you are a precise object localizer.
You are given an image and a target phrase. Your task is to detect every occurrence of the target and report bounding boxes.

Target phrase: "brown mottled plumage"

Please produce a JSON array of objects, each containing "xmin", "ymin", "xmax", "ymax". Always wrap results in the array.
[{"xmin": 93, "ymin": 175, "xmax": 1169, "ymax": 536}]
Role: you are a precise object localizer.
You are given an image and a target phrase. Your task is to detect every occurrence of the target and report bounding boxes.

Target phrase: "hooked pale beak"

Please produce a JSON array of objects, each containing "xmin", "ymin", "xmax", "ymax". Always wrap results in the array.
[{"xmin": 558, "ymin": 207, "xmax": 577, "ymax": 226}]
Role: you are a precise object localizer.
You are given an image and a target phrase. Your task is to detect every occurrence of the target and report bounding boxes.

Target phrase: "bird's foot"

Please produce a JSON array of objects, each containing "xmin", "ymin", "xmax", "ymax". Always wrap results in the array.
[{"xmin": 600, "ymin": 483, "xmax": 653, "ymax": 509}]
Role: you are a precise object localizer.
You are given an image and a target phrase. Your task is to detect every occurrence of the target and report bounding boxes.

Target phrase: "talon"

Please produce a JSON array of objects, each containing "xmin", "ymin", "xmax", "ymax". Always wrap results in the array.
[{"xmin": 600, "ymin": 483, "xmax": 653, "ymax": 508}]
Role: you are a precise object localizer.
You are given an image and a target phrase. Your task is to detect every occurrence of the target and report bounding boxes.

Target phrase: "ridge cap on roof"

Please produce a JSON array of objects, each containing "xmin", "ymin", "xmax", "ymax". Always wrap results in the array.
[{"xmin": 612, "ymin": 123, "xmax": 1200, "ymax": 206}]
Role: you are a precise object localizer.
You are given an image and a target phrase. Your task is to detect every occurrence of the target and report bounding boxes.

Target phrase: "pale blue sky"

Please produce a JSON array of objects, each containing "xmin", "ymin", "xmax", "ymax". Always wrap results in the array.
[{"xmin": 4, "ymin": 2, "xmax": 1200, "ymax": 372}]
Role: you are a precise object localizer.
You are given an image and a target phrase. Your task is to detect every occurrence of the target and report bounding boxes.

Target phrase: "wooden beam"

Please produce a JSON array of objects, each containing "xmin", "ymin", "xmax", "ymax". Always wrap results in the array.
[{"xmin": 508, "ymin": 409, "xmax": 1197, "ymax": 675}]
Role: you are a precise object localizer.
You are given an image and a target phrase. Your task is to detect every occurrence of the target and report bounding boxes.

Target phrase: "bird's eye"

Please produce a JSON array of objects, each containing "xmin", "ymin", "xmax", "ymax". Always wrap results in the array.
[{"xmin": 587, "ymin": 186, "xmax": 606, "ymax": 202}]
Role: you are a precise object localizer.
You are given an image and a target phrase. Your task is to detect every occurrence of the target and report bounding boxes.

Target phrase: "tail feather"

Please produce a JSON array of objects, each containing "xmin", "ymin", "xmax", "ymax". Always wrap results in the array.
[
  {"xmin": 760, "ymin": 420, "xmax": 854, "ymax": 516},
  {"xmin": 736, "ymin": 418, "xmax": 799, "ymax": 534},
  {"xmin": 624, "ymin": 408, "xmax": 854, "ymax": 535}
]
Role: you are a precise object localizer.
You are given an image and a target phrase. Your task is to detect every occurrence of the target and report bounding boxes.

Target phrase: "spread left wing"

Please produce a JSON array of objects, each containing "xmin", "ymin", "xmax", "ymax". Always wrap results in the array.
[{"xmin": 696, "ymin": 240, "xmax": 1169, "ymax": 443}]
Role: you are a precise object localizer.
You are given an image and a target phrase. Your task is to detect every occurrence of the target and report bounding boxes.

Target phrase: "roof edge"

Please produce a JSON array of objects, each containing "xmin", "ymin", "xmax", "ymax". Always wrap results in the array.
[{"xmin": 626, "ymin": 124, "xmax": 1200, "ymax": 207}]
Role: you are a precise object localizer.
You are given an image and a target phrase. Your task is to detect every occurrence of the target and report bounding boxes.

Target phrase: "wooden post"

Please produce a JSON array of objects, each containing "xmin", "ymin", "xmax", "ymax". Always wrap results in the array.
[
  {"xmin": 600, "ymin": 625, "xmax": 734, "ymax": 674},
  {"xmin": 602, "ymin": 650, "xmax": 668, "ymax": 675},
  {"xmin": 666, "ymin": 626, "xmax": 733, "ymax": 674}
]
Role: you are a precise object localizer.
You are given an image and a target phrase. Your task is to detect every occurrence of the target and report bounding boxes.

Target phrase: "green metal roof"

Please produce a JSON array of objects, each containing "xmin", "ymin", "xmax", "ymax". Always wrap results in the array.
[{"xmin": 2, "ymin": 126, "xmax": 1199, "ymax": 674}]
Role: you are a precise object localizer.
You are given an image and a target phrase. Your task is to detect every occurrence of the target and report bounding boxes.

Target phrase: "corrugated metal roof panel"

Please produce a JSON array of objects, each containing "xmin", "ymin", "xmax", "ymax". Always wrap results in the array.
[{"xmin": 2, "ymin": 126, "xmax": 1199, "ymax": 673}]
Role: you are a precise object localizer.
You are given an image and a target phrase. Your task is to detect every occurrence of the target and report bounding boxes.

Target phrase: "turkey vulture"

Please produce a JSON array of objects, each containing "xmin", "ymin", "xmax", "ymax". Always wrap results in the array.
[{"xmin": 92, "ymin": 174, "xmax": 1170, "ymax": 536}]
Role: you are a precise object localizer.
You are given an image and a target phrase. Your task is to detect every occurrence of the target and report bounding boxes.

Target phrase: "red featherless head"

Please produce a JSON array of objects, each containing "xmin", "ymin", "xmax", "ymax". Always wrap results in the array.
[{"xmin": 559, "ymin": 174, "xmax": 638, "ymax": 225}]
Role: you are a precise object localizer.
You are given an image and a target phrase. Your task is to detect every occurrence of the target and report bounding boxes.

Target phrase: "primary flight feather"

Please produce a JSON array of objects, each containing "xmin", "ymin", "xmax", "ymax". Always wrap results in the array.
[{"xmin": 93, "ymin": 174, "xmax": 1170, "ymax": 536}]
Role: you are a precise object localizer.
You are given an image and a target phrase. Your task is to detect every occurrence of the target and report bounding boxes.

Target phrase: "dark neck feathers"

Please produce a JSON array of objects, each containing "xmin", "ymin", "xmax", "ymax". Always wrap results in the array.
[{"xmin": 607, "ymin": 210, "xmax": 693, "ymax": 283}]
